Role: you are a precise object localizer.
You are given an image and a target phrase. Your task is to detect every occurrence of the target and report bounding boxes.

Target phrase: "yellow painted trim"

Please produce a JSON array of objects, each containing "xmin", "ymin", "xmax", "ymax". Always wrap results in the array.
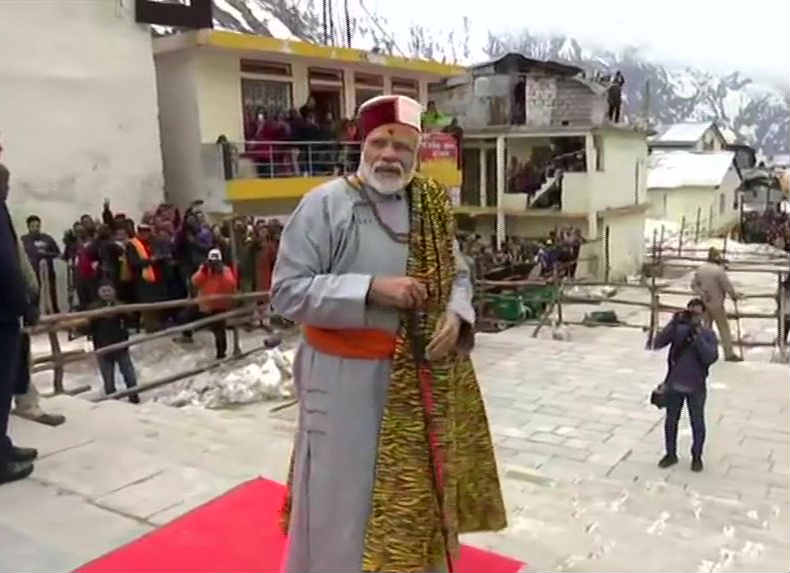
[
  {"xmin": 227, "ymin": 177, "xmax": 333, "ymax": 201},
  {"xmin": 202, "ymin": 30, "xmax": 464, "ymax": 77},
  {"xmin": 228, "ymin": 168, "xmax": 461, "ymax": 203},
  {"xmin": 453, "ymin": 206, "xmax": 588, "ymax": 219}
]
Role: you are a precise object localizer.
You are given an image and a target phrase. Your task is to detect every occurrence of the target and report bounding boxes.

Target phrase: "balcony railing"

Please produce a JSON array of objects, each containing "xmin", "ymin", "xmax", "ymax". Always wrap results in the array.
[{"xmin": 218, "ymin": 140, "xmax": 362, "ymax": 180}]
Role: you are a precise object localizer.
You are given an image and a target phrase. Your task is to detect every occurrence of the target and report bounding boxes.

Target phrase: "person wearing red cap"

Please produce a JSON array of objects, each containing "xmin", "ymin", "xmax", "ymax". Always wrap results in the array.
[{"xmin": 273, "ymin": 95, "xmax": 505, "ymax": 572}]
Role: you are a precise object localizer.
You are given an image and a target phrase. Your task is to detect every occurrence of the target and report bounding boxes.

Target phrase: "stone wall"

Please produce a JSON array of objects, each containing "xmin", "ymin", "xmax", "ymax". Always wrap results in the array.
[
  {"xmin": 525, "ymin": 75, "xmax": 606, "ymax": 127},
  {"xmin": 434, "ymin": 72, "xmax": 608, "ymax": 129}
]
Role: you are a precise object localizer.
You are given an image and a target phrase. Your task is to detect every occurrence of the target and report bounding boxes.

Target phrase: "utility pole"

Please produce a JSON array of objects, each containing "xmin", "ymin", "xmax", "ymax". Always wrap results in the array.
[
  {"xmin": 328, "ymin": 0, "xmax": 335, "ymax": 46},
  {"xmin": 322, "ymin": 0, "xmax": 328, "ymax": 45},
  {"xmin": 344, "ymin": 0, "xmax": 351, "ymax": 48}
]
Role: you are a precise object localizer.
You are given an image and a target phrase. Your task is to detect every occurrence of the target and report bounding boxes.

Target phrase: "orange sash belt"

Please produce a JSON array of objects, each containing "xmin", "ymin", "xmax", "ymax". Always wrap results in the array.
[{"xmin": 303, "ymin": 325, "xmax": 396, "ymax": 359}]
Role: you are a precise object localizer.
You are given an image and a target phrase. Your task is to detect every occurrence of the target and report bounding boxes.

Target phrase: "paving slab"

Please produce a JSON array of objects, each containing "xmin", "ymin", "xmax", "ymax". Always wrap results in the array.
[
  {"xmin": 1, "ymin": 323, "xmax": 787, "ymax": 572},
  {"xmin": 33, "ymin": 441, "xmax": 170, "ymax": 498}
]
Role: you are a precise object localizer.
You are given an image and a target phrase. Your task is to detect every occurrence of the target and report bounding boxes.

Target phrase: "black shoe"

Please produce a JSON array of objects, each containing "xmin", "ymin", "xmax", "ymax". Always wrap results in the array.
[
  {"xmin": 658, "ymin": 454, "xmax": 678, "ymax": 468},
  {"xmin": 0, "ymin": 460, "xmax": 34, "ymax": 484},
  {"xmin": 129, "ymin": 394, "xmax": 141, "ymax": 404},
  {"xmin": 34, "ymin": 413, "xmax": 66, "ymax": 427},
  {"xmin": 691, "ymin": 457, "xmax": 704, "ymax": 472},
  {"xmin": 725, "ymin": 355, "xmax": 743, "ymax": 362},
  {"xmin": 10, "ymin": 446, "xmax": 38, "ymax": 463}
]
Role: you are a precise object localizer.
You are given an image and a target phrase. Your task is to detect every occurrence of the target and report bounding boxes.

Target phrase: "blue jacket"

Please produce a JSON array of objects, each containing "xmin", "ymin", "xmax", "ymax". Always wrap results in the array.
[{"xmin": 653, "ymin": 314, "xmax": 719, "ymax": 392}]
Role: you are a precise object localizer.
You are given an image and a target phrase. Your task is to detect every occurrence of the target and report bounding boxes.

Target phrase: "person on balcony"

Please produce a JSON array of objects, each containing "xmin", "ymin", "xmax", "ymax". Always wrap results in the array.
[
  {"xmin": 442, "ymin": 117, "xmax": 464, "ymax": 169},
  {"xmin": 421, "ymin": 100, "xmax": 451, "ymax": 132},
  {"xmin": 293, "ymin": 110, "xmax": 323, "ymax": 176},
  {"xmin": 250, "ymin": 110, "xmax": 281, "ymax": 178},
  {"xmin": 607, "ymin": 70, "xmax": 625, "ymax": 123},
  {"xmin": 273, "ymin": 94, "xmax": 505, "ymax": 572}
]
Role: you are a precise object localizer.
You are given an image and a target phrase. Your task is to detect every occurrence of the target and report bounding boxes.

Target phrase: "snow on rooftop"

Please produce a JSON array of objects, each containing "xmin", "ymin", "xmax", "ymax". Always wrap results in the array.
[
  {"xmin": 719, "ymin": 125, "xmax": 738, "ymax": 145},
  {"xmin": 647, "ymin": 150, "xmax": 734, "ymax": 189},
  {"xmin": 651, "ymin": 122, "xmax": 713, "ymax": 144}
]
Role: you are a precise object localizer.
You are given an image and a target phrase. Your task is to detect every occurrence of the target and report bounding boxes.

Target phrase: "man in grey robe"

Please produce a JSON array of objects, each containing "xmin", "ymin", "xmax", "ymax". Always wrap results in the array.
[{"xmin": 272, "ymin": 95, "xmax": 480, "ymax": 572}]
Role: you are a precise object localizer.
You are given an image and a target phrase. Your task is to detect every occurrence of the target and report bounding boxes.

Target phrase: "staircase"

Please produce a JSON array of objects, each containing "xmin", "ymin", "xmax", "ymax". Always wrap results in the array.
[{"xmin": 2, "ymin": 395, "xmax": 297, "ymax": 571}]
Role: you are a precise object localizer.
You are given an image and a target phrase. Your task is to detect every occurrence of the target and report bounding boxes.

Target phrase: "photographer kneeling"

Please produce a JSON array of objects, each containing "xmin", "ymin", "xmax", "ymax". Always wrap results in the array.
[{"xmin": 653, "ymin": 298, "xmax": 719, "ymax": 472}]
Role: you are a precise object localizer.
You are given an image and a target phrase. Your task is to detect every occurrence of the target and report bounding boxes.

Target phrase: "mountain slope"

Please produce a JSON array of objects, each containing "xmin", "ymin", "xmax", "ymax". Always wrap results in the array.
[{"xmin": 192, "ymin": 0, "xmax": 789, "ymax": 157}]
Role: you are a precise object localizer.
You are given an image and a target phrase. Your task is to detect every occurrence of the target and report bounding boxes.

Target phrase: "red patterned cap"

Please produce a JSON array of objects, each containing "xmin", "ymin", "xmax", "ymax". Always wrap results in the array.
[{"xmin": 357, "ymin": 95, "xmax": 422, "ymax": 139}]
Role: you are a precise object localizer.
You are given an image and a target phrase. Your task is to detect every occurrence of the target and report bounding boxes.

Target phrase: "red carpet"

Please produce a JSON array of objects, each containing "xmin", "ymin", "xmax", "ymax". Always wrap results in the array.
[{"xmin": 78, "ymin": 477, "xmax": 523, "ymax": 573}]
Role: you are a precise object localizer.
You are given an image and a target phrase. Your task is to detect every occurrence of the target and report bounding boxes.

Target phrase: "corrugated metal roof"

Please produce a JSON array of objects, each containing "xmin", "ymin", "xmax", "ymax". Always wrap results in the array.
[
  {"xmin": 469, "ymin": 53, "xmax": 582, "ymax": 76},
  {"xmin": 647, "ymin": 150, "xmax": 735, "ymax": 189}
]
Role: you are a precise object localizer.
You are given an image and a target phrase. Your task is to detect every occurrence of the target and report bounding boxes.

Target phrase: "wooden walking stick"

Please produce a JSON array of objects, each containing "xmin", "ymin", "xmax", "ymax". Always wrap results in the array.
[{"xmin": 410, "ymin": 310, "xmax": 455, "ymax": 573}]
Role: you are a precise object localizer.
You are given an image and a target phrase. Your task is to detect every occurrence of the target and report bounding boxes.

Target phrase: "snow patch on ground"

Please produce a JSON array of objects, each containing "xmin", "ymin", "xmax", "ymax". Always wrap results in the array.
[{"xmin": 155, "ymin": 347, "xmax": 295, "ymax": 409}]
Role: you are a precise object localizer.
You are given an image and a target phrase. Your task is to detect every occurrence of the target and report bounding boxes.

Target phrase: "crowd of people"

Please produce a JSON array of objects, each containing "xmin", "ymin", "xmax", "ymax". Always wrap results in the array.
[
  {"xmin": 242, "ymin": 97, "xmax": 362, "ymax": 178},
  {"xmin": 741, "ymin": 207, "xmax": 790, "ymax": 251},
  {"xmin": 239, "ymin": 97, "xmax": 462, "ymax": 179},
  {"xmin": 459, "ymin": 226, "xmax": 585, "ymax": 281},
  {"xmin": 24, "ymin": 200, "xmax": 283, "ymax": 338}
]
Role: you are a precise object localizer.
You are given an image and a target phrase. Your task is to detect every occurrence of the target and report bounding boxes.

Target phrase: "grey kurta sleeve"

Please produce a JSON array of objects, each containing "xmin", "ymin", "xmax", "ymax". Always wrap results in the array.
[{"xmin": 271, "ymin": 189, "xmax": 372, "ymax": 328}]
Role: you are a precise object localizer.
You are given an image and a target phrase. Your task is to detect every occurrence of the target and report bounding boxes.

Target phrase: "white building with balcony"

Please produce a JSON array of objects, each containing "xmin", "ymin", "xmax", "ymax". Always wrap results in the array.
[{"xmin": 431, "ymin": 54, "xmax": 650, "ymax": 281}]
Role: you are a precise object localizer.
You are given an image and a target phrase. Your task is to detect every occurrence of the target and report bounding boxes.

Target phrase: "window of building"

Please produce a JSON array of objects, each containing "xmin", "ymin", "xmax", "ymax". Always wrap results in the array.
[
  {"xmin": 241, "ymin": 59, "xmax": 292, "ymax": 77},
  {"xmin": 392, "ymin": 77, "xmax": 418, "ymax": 97},
  {"xmin": 719, "ymin": 192, "xmax": 726, "ymax": 215},
  {"xmin": 354, "ymin": 72, "xmax": 383, "ymax": 88},
  {"xmin": 353, "ymin": 72, "xmax": 384, "ymax": 112},
  {"xmin": 309, "ymin": 67, "xmax": 345, "ymax": 121},
  {"xmin": 241, "ymin": 78, "xmax": 293, "ymax": 138}
]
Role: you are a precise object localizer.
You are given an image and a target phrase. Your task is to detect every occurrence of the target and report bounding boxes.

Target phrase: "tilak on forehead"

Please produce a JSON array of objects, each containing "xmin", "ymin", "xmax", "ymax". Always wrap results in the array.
[{"xmin": 357, "ymin": 94, "xmax": 422, "ymax": 140}]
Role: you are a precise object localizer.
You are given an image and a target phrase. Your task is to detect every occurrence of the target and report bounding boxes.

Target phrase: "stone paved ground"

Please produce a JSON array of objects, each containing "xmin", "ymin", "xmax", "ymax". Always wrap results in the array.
[
  {"xmin": 465, "ymin": 326, "xmax": 789, "ymax": 572},
  {"xmin": 1, "ymin": 324, "xmax": 788, "ymax": 572}
]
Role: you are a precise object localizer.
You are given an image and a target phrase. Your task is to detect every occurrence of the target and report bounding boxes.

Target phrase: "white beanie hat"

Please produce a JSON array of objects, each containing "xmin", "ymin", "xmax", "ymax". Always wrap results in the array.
[{"xmin": 208, "ymin": 248, "xmax": 223, "ymax": 262}]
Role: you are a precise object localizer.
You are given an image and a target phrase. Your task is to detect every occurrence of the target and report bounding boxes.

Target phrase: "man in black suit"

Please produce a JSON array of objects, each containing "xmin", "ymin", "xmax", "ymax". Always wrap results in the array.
[{"xmin": 0, "ymin": 156, "xmax": 38, "ymax": 485}]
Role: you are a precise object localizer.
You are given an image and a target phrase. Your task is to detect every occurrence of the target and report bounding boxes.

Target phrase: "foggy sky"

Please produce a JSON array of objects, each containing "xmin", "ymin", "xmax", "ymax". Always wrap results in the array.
[{"xmin": 365, "ymin": 0, "xmax": 790, "ymax": 89}]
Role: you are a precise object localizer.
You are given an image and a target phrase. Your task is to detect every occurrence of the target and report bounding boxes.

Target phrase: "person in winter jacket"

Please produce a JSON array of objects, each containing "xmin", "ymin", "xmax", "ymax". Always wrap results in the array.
[
  {"xmin": 12, "ymin": 236, "xmax": 66, "ymax": 426},
  {"xmin": 87, "ymin": 282, "xmax": 139, "ymax": 403},
  {"xmin": 21, "ymin": 214, "xmax": 61, "ymax": 314},
  {"xmin": 0, "ymin": 159, "xmax": 39, "ymax": 484},
  {"xmin": 187, "ymin": 248, "xmax": 237, "ymax": 359},
  {"xmin": 692, "ymin": 247, "xmax": 742, "ymax": 361},
  {"xmin": 126, "ymin": 224, "xmax": 167, "ymax": 332},
  {"xmin": 653, "ymin": 298, "xmax": 719, "ymax": 472}
]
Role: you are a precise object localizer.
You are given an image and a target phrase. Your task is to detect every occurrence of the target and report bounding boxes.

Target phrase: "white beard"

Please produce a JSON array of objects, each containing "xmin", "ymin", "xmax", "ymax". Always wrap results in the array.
[{"xmin": 358, "ymin": 160, "xmax": 416, "ymax": 195}]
